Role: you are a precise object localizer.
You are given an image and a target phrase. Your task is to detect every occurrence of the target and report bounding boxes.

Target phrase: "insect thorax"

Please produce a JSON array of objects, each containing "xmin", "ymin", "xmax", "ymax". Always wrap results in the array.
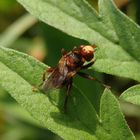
[{"xmin": 66, "ymin": 52, "xmax": 84, "ymax": 69}]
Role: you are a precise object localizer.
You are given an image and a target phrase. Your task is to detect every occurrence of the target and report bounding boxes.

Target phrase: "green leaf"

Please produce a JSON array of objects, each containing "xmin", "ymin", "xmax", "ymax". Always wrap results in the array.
[
  {"xmin": 0, "ymin": 102, "xmax": 40, "ymax": 126},
  {"xmin": 0, "ymin": 46, "xmax": 135, "ymax": 139},
  {"xmin": 98, "ymin": 89, "xmax": 135, "ymax": 140},
  {"xmin": 17, "ymin": 0, "xmax": 118, "ymax": 43},
  {"xmin": 93, "ymin": 0, "xmax": 140, "ymax": 82},
  {"xmin": 0, "ymin": 46, "xmax": 98, "ymax": 140},
  {"xmin": 17, "ymin": 0, "xmax": 140, "ymax": 82},
  {"xmin": 120, "ymin": 84, "xmax": 140, "ymax": 106},
  {"xmin": 100, "ymin": 0, "xmax": 140, "ymax": 61}
]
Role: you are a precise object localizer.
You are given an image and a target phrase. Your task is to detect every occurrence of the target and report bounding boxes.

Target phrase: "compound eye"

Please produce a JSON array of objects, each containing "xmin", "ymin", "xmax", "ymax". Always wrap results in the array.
[{"xmin": 80, "ymin": 45, "xmax": 95, "ymax": 61}]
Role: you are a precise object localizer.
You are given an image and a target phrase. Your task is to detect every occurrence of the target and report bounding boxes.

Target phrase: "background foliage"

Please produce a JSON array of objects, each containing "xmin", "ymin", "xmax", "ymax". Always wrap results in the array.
[{"xmin": 0, "ymin": 0, "xmax": 140, "ymax": 140}]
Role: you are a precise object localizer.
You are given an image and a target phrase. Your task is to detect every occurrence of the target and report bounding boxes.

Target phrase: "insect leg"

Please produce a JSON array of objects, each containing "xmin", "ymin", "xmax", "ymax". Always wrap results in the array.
[
  {"xmin": 64, "ymin": 78, "xmax": 73, "ymax": 113},
  {"xmin": 47, "ymin": 67, "xmax": 55, "ymax": 73},
  {"xmin": 81, "ymin": 60, "xmax": 95, "ymax": 69},
  {"xmin": 42, "ymin": 67, "xmax": 55, "ymax": 81},
  {"xmin": 77, "ymin": 72, "xmax": 110, "ymax": 89},
  {"xmin": 42, "ymin": 70, "xmax": 47, "ymax": 82},
  {"xmin": 72, "ymin": 46, "xmax": 77, "ymax": 51},
  {"xmin": 37, "ymin": 68, "xmax": 55, "ymax": 88},
  {"xmin": 61, "ymin": 48, "xmax": 67, "ymax": 56},
  {"xmin": 33, "ymin": 67, "xmax": 55, "ymax": 92}
]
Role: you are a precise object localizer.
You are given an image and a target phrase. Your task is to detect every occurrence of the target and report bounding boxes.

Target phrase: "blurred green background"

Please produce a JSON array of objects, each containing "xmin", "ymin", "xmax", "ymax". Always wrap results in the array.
[{"xmin": 0, "ymin": 0, "xmax": 140, "ymax": 139}]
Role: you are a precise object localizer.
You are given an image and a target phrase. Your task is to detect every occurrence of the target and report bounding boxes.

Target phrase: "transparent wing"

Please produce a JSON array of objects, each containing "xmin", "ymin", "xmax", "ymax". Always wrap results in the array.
[{"xmin": 42, "ymin": 66, "xmax": 68, "ymax": 92}]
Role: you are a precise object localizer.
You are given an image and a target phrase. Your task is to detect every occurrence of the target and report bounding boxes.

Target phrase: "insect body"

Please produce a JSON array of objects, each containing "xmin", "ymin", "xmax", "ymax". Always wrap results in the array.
[{"xmin": 41, "ymin": 45, "xmax": 106, "ymax": 112}]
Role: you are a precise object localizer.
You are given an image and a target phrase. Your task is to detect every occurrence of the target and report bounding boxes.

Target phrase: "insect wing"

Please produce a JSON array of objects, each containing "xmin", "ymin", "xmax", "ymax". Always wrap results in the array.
[{"xmin": 42, "ymin": 67, "xmax": 67, "ymax": 92}]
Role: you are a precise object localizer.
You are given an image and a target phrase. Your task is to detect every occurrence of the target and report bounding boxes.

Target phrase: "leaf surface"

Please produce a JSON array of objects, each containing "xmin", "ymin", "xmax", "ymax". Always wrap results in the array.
[
  {"xmin": 17, "ymin": 0, "xmax": 140, "ymax": 82},
  {"xmin": 0, "ymin": 46, "xmax": 135, "ymax": 139},
  {"xmin": 120, "ymin": 85, "xmax": 140, "ymax": 106},
  {"xmin": 98, "ymin": 89, "xmax": 135, "ymax": 140},
  {"xmin": 0, "ymin": 46, "xmax": 98, "ymax": 140}
]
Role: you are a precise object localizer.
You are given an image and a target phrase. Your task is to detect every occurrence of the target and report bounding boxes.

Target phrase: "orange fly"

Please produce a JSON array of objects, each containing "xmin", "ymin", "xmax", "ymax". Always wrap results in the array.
[{"xmin": 40, "ymin": 45, "xmax": 108, "ymax": 112}]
